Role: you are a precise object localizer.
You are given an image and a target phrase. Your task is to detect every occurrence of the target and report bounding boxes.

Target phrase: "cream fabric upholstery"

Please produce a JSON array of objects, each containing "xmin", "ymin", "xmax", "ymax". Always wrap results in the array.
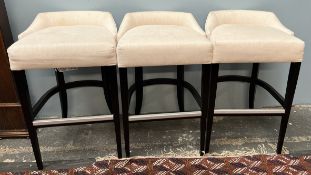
[
  {"xmin": 19, "ymin": 11, "xmax": 117, "ymax": 39},
  {"xmin": 117, "ymin": 11, "xmax": 212, "ymax": 67},
  {"xmin": 8, "ymin": 11, "xmax": 117, "ymax": 70},
  {"xmin": 206, "ymin": 10, "xmax": 305, "ymax": 63}
]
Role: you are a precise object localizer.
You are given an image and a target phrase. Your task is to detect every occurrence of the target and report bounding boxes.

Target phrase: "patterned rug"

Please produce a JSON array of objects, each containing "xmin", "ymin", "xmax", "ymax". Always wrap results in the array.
[{"xmin": 2, "ymin": 154, "xmax": 311, "ymax": 175}]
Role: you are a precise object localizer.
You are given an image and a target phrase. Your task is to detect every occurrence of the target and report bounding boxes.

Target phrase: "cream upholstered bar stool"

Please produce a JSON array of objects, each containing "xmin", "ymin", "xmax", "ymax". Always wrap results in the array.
[
  {"xmin": 7, "ymin": 11, "xmax": 122, "ymax": 169},
  {"xmin": 117, "ymin": 11, "xmax": 213, "ymax": 157},
  {"xmin": 203, "ymin": 10, "xmax": 305, "ymax": 154}
]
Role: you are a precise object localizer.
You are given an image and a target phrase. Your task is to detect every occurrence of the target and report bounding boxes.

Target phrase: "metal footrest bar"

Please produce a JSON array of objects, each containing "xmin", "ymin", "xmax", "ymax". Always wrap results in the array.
[
  {"xmin": 128, "ymin": 108, "xmax": 285, "ymax": 122},
  {"xmin": 214, "ymin": 108, "xmax": 285, "ymax": 116},
  {"xmin": 33, "ymin": 114, "xmax": 114, "ymax": 128},
  {"xmin": 129, "ymin": 111, "xmax": 200, "ymax": 122}
]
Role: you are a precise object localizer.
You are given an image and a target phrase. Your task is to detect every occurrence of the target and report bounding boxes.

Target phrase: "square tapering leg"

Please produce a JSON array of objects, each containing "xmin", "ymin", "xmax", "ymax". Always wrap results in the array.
[
  {"xmin": 120, "ymin": 68, "xmax": 130, "ymax": 157},
  {"xmin": 106, "ymin": 66, "xmax": 123, "ymax": 158},
  {"xmin": 201, "ymin": 64, "xmax": 211, "ymax": 155},
  {"xmin": 204, "ymin": 64, "xmax": 219, "ymax": 153},
  {"xmin": 277, "ymin": 62, "xmax": 301, "ymax": 154},
  {"xmin": 13, "ymin": 70, "xmax": 43, "ymax": 170}
]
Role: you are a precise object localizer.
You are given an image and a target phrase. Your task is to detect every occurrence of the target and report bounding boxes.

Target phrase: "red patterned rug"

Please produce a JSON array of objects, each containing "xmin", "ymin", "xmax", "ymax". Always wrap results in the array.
[{"xmin": 2, "ymin": 154, "xmax": 311, "ymax": 175}]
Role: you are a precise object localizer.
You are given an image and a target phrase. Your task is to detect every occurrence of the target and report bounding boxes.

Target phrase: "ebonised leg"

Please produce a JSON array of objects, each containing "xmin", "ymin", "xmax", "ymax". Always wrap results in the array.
[
  {"xmin": 13, "ymin": 71, "xmax": 43, "ymax": 170},
  {"xmin": 135, "ymin": 67, "xmax": 143, "ymax": 115},
  {"xmin": 249, "ymin": 63, "xmax": 259, "ymax": 109},
  {"xmin": 277, "ymin": 62, "xmax": 301, "ymax": 154},
  {"xmin": 205, "ymin": 64, "xmax": 219, "ymax": 153},
  {"xmin": 177, "ymin": 65, "xmax": 185, "ymax": 112},
  {"xmin": 107, "ymin": 66, "xmax": 122, "ymax": 158},
  {"xmin": 55, "ymin": 70, "xmax": 68, "ymax": 118},
  {"xmin": 101, "ymin": 67, "xmax": 113, "ymax": 114},
  {"xmin": 120, "ymin": 68, "xmax": 130, "ymax": 157},
  {"xmin": 201, "ymin": 64, "xmax": 211, "ymax": 155}
]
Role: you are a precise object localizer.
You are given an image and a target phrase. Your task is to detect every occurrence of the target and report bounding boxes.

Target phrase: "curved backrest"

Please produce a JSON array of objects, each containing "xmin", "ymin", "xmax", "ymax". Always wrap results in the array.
[
  {"xmin": 205, "ymin": 10, "xmax": 294, "ymax": 37},
  {"xmin": 118, "ymin": 11, "xmax": 205, "ymax": 40},
  {"xmin": 19, "ymin": 11, "xmax": 117, "ymax": 39}
]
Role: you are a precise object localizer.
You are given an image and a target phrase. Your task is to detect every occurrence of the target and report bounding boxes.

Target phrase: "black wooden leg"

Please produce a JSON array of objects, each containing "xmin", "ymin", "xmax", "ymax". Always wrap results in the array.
[
  {"xmin": 277, "ymin": 62, "xmax": 301, "ymax": 154},
  {"xmin": 13, "ymin": 71, "xmax": 43, "ymax": 170},
  {"xmin": 249, "ymin": 63, "xmax": 259, "ymax": 109},
  {"xmin": 120, "ymin": 68, "xmax": 130, "ymax": 157},
  {"xmin": 55, "ymin": 70, "xmax": 68, "ymax": 118},
  {"xmin": 201, "ymin": 64, "xmax": 211, "ymax": 156},
  {"xmin": 177, "ymin": 65, "xmax": 185, "ymax": 112},
  {"xmin": 107, "ymin": 66, "xmax": 122, "ymax": 158},
  {"xmin": 135, "ymin": 67, "xmax": 143, "ymax": 115},
  {"xmin": 205, "ymin": 64, "xmax": 219, "ymax": 153},
  {"xmin": 101, "ymin": 67, "xmax": 113, "ymax": 114}
]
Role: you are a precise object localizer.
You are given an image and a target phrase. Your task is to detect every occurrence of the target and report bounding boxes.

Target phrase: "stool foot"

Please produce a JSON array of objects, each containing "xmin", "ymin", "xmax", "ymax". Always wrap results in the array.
[
  {"xmin": 177, "ymin": 65, "xmax": 185, "ymax": 112},
  {"xmin": 277, "ymin": 115, "xmax": 289, "ymax": 154},
  {"xmin": 30, "ymin": 131, "xmax": 43, "ymax": 170},
  {"xmin": 200, "ymin": 151, "xmax": 205, "ymax": 156}
]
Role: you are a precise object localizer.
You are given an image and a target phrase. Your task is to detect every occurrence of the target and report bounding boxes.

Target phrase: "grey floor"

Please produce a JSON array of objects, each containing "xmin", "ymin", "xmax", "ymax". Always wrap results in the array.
[{"xmin": 0, "ymin": 106, "xmax": 311, "ymax": 172}]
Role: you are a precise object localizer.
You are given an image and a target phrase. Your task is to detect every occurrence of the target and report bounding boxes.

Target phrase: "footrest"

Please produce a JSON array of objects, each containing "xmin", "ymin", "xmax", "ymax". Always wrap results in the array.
[
  {"xmin": 33, "ymin": 115, "xmax": 113, "ymax": 127},
  {"xmin": 129, "ymin": 111, "xmax": 200, "ymax": 122},
  {"xmin": 128, "ymin": 108, "xmax": 285, "ymax": 122},
  {"xmin": 214, "ymin": 109, "xmax": 285, "ymax": 116}
]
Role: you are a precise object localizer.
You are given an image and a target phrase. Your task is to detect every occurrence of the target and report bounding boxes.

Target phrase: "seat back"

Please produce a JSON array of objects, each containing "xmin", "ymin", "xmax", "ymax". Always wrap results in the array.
[
  {"xmin": 205, "ymin": 10, "xmax": 293, "ymax": 37},
  {"xmin": 19, "ymin": 11, "xmax": 117, "ymax": 39},
  {"xmin": 118, "ymin": 11, "xmax": 205, "ymax": 39}
]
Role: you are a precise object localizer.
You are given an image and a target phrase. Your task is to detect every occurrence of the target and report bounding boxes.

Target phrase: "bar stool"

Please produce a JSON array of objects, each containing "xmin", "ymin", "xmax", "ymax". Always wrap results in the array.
[
  {"xmin": 7, "ymin": 11, "xmax": 122, "ymax": 169},
  {"xmin": 117, "ymin": 11, "xmax": 213, "ymax": 157},
  {"xmin": 203, "ymin": 10, "xmax": 305, "ymax": 154}
]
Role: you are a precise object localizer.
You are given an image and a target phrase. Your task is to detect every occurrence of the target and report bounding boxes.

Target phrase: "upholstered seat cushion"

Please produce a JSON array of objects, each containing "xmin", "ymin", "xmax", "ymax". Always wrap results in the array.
[
  {"xmin": 117, "ymin": 12, "xmax": 212, "ymax": 67},
  {"xmin": 206, "ymin": 10, "xmax": 305, "ymax": 63},
  {"xmin": 211, "ymin": 24, "xmax": 305, "ymax": 63},
  {"xmin": 7, "ymin": 11, "xmax": 117, "ymax": 70}
]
